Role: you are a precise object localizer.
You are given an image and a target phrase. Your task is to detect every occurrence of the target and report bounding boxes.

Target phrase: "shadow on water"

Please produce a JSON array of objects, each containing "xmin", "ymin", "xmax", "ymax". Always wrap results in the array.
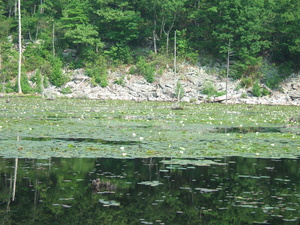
[
  {"xmin": 0, "ymin": 156, "xmax": 299, "ymax": 224},
  {"xmin": 212, "ymin": 126, "xmax": 283, "ymax": 134},
  {"xmin": 20, "ymin": 137, "xmax": 140, "ymax": 145}
]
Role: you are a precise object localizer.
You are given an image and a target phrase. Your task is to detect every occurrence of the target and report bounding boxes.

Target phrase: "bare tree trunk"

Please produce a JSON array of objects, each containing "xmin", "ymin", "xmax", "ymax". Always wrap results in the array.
[
  {"xmin": 18, "ymin": 0, "xmax": 22, "ymax": 94},
  {"xmin": 52, "ymin": 21, "xmax": 55, "ymax": 56},
  {"xmin": 174, "ymin": 30, "xmax": 177, "ymax": 77},
  {"xmin": 153, "ymin": 19, "xmax": 157, "ymax": 54},
  {"xmin": 226, "ymin": 40, "xmax": 230, "ymax": 105},
  {"xmin": 0, "ymin": 45, "xmax": 2, "ymax": 94},
  {"xmin": 162, "ymin": 15, "xmax": 175, "ymax": 56}
]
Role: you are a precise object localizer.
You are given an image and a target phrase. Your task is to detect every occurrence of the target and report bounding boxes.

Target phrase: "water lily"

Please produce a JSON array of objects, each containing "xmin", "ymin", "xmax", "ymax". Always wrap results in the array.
[
  {"xmin": 120, "ymin": 146, "xmax": 125, "ymax": 151},
  {"xmin": 139, "ymin": 137, "xmax": 144, "ymax": 141},
  {"xmin": 122, "ymin": 152, "xmax": 127, "ymax": 156},
  {"xmin": 132, "ymin": 133, "xmax": 136, "ymax": 137}
]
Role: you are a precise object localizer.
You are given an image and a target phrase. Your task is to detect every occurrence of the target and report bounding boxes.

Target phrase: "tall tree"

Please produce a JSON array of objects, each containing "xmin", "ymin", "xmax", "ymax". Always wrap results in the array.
[
  {"xmin": 17, "ymin": 0, "xmax": 22, "ymax": 93},
  {"xmin": 160, "ymin": 0, "xmax": 186, "ymax": 55}
]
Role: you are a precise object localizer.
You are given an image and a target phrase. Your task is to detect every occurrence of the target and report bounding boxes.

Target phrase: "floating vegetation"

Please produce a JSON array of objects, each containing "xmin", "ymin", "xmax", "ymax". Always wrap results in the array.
[
  {"xmin": 0, "ymin": 96, "xmax": 299, "ymax": 159},
  {"xmin": 161, "ymin": 159, "xmax": 226, "ymax": 166},
  {"xmin": 138, "ymin": 181, "xmax": 163, "ymax": 186},
  {"xmin": 98, "ymin": 199, "xmax": 120, "ymax": 207}
]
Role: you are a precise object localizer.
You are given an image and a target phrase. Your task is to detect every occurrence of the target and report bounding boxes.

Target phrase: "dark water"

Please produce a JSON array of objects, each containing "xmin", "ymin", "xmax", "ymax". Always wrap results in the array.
[{"xmin": 0, "ymin": 157, "xmax": 299, "ymax": 225}]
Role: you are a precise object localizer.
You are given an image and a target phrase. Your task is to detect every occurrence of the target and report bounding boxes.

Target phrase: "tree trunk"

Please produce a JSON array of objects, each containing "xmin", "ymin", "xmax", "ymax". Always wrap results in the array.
[
  {"xmin": 174, "ymin": 30, "xmax": 176, "ymax": 77},
  {"xmin": 18, "ymin": 0, "xmax": 22, "ymax": 94},
  {"xmin": 52, "ymin": 21, "xmax": 55, "ymax": 56},
  {"xmin": 153, "ymin": 19, "xmax": 157, "ymax": 54},
  {"xmin": 226, "ymin": 40, "xmax": 231, "ymax": 105}
]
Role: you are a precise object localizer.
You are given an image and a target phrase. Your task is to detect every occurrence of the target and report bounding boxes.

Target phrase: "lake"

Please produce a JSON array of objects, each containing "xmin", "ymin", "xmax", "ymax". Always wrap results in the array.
[
  {"xmin": 0, "ymin": 157, "xmax": 299, "ymax": 224},
  {"xmin": 0, "ymin": 97, "xmax": 299, "ymax": 224}
]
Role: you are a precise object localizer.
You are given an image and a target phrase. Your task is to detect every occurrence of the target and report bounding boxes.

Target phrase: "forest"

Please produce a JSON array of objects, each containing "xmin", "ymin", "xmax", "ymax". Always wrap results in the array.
[{"xmin": 0, "ymin": 0, "xmax": 299, "ymax": 94}]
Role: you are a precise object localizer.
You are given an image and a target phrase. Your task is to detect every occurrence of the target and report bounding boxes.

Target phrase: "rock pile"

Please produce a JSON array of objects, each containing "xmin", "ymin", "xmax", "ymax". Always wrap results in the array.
[{"xmin": 44, "ymin": 66, "xmax": 300, "ymax": 106}]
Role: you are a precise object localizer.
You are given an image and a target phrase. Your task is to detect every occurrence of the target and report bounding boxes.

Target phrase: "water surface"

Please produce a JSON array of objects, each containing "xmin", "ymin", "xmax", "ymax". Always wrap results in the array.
[{"xmin": 0, "ymin": 157, "xmax": 299, "ymax": 224}]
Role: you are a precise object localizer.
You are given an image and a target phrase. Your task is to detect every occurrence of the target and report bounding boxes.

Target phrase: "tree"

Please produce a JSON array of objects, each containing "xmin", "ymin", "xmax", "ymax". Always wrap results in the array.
[
  {"xmin": 160, "ymin": 0, "xmax": 186, "ymax": 55},
  {"xmin": 17, "ymin": 0, "xmax": 22, "ymax": 93},
  {"xmin": 95, "ymin": 0, "xmax": 141, "ymax": 44},
  {"xmin": 59, "ymin": 0, "xmax": 102, "ymax": 54}
]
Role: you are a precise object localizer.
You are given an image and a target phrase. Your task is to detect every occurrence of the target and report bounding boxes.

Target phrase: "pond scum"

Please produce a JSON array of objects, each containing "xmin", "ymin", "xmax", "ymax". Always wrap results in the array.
[{"xmin": 0, "ymin": 96, "xmax": 299, "ymax": 159}]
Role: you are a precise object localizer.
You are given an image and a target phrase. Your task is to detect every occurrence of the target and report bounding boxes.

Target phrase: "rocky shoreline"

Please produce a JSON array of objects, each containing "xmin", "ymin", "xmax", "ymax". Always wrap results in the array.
[{"xmin": 44, "ymin": 66, "xmax": 300, "ymax": 106}]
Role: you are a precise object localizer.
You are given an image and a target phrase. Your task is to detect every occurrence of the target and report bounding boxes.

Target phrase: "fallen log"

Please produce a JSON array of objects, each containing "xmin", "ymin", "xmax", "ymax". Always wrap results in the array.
[
  {"xmin": 212, "ymin": 94, "xmax": 242, "ymax": 103},
  {"xmin": 290, "ymin": 95, "xmax": 300, "ymax": 100}
]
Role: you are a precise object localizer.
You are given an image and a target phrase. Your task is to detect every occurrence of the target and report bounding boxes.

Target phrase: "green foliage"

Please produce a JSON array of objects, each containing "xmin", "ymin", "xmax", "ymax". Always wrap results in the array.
[
  {"xmin": 47, "ymin": 56, "xmax": 68, "ymax": 87},
  {"xmin": 14, "ymin": 75, "xmax": 33, "ymax": 94},
  {"xmin": 240, "ymin": 77, "xmax": 253, "ymax": 88},
  {"xmin": 129, "ymin": 66, "xmax": 136, "ymax": 74},
  {"xmin": 85, "ymin": 56, "xmax": 108, "ymax": 87},
  {"xmin": 201, "ymin": 80, "xmax": 226, "ymax": 98},
  {"xmin": 135, "ymin": 57, "xmax": 155, "ymax": 83},
  {"xmin": 61, "ymin": 87, "xmax": 72, "ymax": 94},
  {"xmin": 201, "ymin": 81, "xmax": 216, "ymax": 97},
  {"xmin": 113, "ymin": 76, "xmax": 125, "ymax": 86},
  {"xmin": 1, "ymin": 0, "xmax": 300, "ymax": 92},
  {"xmin": 260, "ymin": 61, "xmax": 283, "ymax": 89},
  {"xmin": 252, "ymin": 80, "xmax": 261, "ymax": 97},
  {"xmin": 241, "ymin": 93, "xmax": 248, "ymax": 98},
  {"xmin": 261, "ymin": 88, "xmax": 270, "ymax": 96},
  {"xmin": 176, "ymin": 29, "xmax": 198, "ymax": 64},
  {"xmin": 30, "ymin": 70, "xmax": 43, "ymax": 93},
  {"xmin": 104, "ymin": 44, "xmax": 133, "ymax": 65},
  {"xmin": 175, "ymin": 81, "xmax": 185, "ymax": 100},
  {"xmin": 4, "ymin": 82, "xmax": 14, "ymax": 93}
]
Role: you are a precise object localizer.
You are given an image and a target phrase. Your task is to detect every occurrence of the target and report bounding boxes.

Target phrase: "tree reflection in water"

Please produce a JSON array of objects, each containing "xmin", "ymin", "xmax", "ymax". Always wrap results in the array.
[{"xmin": 0, "ymin": 157, "xmax": 299, "ymax": 224}]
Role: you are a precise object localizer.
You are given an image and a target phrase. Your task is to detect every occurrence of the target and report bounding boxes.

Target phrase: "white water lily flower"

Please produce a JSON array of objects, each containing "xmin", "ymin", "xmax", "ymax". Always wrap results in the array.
[
  {"xmin": 139, "ymin": 137, "xmax": 144, "ymax": 141},
  {"xmin": 179, "ymin": 151, "xmax": 184, "ymax": 154},
  {"xmin": 120, "ymin": 146, "xmax": 125, "ymax": 151},
  {"xmin": 122, "ymin": 152, "xmax": 127, "ymax": 156},
  {"xmin": 132, "ymin": 133, "xmax": 136, "ymax": 137}
]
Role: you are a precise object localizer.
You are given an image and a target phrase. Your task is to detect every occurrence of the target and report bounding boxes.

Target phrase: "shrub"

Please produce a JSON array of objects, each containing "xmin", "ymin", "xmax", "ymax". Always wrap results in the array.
[
  {"xmin": 3, "ymin": 82, "xmax": 14, "ymax": 93},
  {"xmin": 240, "ymin": 77, "xmax": 252, "ymax": 88},
  {"xmin": 175, "ymin": 81, "xmax": 185, "ymax": 100},
  {"xmin": 136, "ymin": 57, "xmax": 155, "ymax": 83},
  {"xmin": 114, "ymin": 76, "xmax": 125, "ymax": 86},
  {"xmin": 252, "ymin": 80, "xmax": 261, "ymax": 97},
  {"xmin": 261, "ymin": 88, "xmax": 270, "ymax": 96},
  {"xmin": 30, "ymin": 70, "xmax": 43, "ymax": 93},
  {"xmin": 85, "ymin": 56, "xmax": 108, "ymax": 87},
  {"xmin": 260, "ymin": 61, "xmax": 283, "ymax": 89},
  {"xmin": 47, "ymin": 56, "xmax": 68, "ymax": 87},
  {"xmin": 61, "ymin": 87, "xmax": 72, "ymax": 94},
  {"xmin": 129, "ymin": 66, "xmax": 136, "ymax": 74},
  {"xmin": 14, "ymin": 75, "xmax": 34, "ymax": 94},
  {"xmin": 241, "ymin": 93, "xmax": 248, "ymax": 98},
  {"xmin": 201, "ymin": 81, "xmax": 217, "ymax": 97},
  {"xmin": 104, "ymin": 44, "xmax": 133, "ymax": 65}
]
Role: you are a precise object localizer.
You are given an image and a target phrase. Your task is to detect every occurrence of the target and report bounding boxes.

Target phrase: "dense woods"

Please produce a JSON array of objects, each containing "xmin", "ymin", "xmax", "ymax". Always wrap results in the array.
[{"xmin": 0, "ymin": 0, "xmax": 299, "ymax": 93}]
